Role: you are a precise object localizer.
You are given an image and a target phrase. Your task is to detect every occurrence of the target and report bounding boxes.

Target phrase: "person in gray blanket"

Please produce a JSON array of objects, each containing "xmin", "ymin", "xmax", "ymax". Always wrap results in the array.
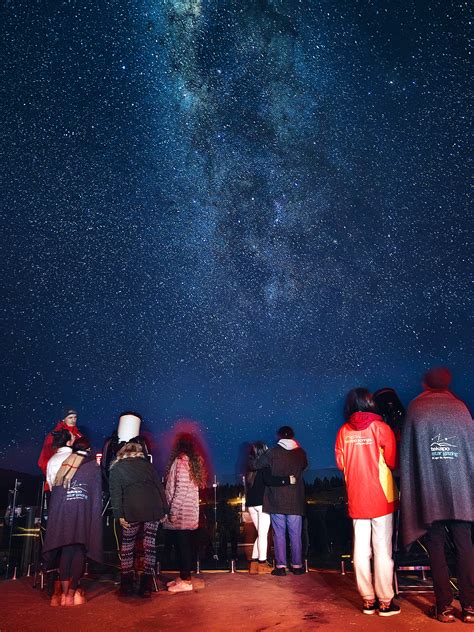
[
  {"xmin": 400, "ymin": 367, "xmax": 474, "ymax": 624},
  {"xmin": 43, "ymin": 437, "xmax": 102, "ymax": 607},
  {"xmin": 109, "ymin": 441, "xmax": 168, "ymax": 598}
]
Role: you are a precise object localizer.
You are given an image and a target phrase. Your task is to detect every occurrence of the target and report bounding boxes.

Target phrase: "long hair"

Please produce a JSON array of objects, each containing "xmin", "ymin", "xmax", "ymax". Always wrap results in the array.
[
  {"xmin": 51, "ymin": 428, "xmax": 73, "ymax": 450},
  {"xmin": 246, "ymin": 441, "xmax": 268, "ymax": 486},
  {"xmin": 167, "ymin": 432, "xmax": 207, "ymax": 489},
  {"xmin": 110, "ymin": 442, "xmax": 145, "ymax": 469},
  {"xmin": 343, "ymin": 388, "xmax": 377, "ymax": 421}
]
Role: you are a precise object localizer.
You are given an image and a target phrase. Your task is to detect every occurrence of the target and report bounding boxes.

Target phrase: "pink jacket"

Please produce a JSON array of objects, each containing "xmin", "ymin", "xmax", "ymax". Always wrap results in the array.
[{"xmin": 163, "ymin": 455, "xmax": 199, "ymax": 530}]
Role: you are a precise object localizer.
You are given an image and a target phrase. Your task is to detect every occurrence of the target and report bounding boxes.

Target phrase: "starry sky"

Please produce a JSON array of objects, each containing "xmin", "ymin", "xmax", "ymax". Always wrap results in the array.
[{"xmin": 1, "ymin": 1, "xmax": 471, "ymax": 479}]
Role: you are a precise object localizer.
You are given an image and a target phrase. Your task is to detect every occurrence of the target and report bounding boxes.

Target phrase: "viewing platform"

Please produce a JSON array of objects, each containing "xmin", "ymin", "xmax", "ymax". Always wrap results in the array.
[{"xmin": 1, "ymin": 568, "xmax": 441, "ymax": 632}]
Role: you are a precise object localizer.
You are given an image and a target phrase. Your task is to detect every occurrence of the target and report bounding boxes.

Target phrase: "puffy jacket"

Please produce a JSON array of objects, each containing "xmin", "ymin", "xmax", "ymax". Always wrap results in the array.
[{"xmin": 335, "ymin": 412, "xmax": 398, "ymax": 519}]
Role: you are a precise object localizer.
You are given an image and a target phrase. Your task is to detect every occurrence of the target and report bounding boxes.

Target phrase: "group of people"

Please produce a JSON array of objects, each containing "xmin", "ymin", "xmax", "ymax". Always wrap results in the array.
[
  {"xmin": 37, "ymin": 366, "xmax": 473, "ymax": 624},
  {"xmin": 39, "ymin": 411, "xmax": 207, "ymax": 603},
  {"xmin": 335, "ymin": 367, "xmax": 473, "ymax": 623}
]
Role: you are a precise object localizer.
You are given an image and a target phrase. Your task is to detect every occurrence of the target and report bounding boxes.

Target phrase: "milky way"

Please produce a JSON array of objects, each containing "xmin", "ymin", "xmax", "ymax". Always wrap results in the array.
[{"xmin": 1, "ymin": 1, "xmax": 471, "ymax": 476}]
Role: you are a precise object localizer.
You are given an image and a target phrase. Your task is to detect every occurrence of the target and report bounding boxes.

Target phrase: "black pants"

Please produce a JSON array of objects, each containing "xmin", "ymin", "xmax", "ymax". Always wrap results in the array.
[
  {"xmin": 425, "ymin": 520, "xmax": 474, "ymax": 609},
  {"xmin": 175, "ymin": 530, "xmax": 193, "ymax": 581},
  {"xmin": 59, "ymin": 544, "xmax": 86, "ymax": 590}
]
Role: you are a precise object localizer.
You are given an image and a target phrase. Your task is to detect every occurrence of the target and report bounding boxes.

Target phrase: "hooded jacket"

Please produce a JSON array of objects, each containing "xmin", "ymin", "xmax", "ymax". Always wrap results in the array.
[
  {"xmin": 335, "ymin": 412, "xmax": 398, "ymax": 519},
  {"xmin": 256, "ymin": 439, "xmax": 308, "ymax": 515},
  {"xmin": 400, "ymin": 389, "xmax": 474, "ymax": 548}
]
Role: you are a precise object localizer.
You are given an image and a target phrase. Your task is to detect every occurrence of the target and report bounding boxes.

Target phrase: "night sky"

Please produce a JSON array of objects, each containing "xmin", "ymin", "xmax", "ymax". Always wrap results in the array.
[{"xmin": 1, "ymin": 1, "xmax": 471, "ymax": 479}]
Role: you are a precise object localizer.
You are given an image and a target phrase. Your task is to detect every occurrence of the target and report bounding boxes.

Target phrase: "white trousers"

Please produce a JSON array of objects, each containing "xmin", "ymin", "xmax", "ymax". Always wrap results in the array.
[
  {"xmin": 352, "ymin": 513, "xmax": 394, "ymax": 602},
  {"xmin": 248, "ymin": 505, "xmax": 271, "ymax": 561}
]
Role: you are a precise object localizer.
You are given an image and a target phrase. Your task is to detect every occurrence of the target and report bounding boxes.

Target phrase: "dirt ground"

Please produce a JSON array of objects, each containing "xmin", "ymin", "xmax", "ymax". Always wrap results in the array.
[{"xmin": 0, "ymin": 569, "xmax": 452, "ymax": 631}]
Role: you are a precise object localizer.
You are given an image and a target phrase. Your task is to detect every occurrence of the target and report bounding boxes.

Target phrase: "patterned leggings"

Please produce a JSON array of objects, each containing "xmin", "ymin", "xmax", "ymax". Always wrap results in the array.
[{"xmin": 121, "ymin": 521, "xmax": 159, "ymax": 574}]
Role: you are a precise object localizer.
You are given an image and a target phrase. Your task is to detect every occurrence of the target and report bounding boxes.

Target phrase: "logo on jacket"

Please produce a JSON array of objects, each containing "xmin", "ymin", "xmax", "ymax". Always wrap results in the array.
[
  {"xmin": 345, "ymin": 433, "xmax": 373, "ymax": 445},
  {"xmin": 66, "ymin": 480, "xmax": 89, "ymax": 501},
  {"xmin": 430, "ymin": 434, "xmax": 458, "ymax": 460}
]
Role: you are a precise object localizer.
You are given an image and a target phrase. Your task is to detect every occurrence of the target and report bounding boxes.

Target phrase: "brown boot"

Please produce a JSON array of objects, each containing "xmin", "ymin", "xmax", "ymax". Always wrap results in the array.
[
  {"xmin": 249, "ymin": 560, "xmax": 259, "ymax": 575},
  {"xmin": 50, "ymin": 581, "xmax": 62, "ymax": 607},
  {"xmin": 258, "ymin": 561, "xmax": 273, "ymax": 574}
]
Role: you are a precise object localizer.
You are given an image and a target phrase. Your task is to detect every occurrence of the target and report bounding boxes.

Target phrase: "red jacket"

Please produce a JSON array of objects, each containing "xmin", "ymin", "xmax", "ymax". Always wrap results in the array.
[
  {"xmin": 38, "ymin": 421, "xmax": 82, "ymax": 480},
  {"xmin": 335, "ymin": 412, "xmax": 399, "ymax": 519}
]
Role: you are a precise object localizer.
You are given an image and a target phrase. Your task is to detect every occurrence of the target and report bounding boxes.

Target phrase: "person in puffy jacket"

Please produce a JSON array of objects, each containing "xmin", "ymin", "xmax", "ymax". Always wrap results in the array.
[
  {"xmin": 163, "ymin": 432, "xmax": 207, "ymax": 593},
  {"xmin": 109, "ymin": 441, "xmax": 168, "ymax": 598},
  {"xmin": 335, "ymin": 388, "xmax": 399, "ymax": 617}
]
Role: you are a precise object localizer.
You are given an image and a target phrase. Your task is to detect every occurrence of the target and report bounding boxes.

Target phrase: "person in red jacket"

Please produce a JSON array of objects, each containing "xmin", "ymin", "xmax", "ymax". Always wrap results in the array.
[
  {"xmin": 38, "ymin": 409, "xmax": 82, "ymax": 488},
  {"xmin": 335, "ymin": 388, "xmax": 400, "ymax": 617}
]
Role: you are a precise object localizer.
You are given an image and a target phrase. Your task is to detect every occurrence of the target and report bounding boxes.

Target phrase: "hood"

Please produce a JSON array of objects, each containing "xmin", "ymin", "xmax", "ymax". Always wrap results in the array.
[
  {"xmin": 277, "ymin": 438, "xmax": 299, "ymax": 450},
  {"xmin": 348, "ymin": 412, "xmax": 382, "ymax": 431}
]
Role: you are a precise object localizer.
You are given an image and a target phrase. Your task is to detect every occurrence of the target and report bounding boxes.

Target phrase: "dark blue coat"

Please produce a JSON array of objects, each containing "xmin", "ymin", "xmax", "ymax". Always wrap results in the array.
[{"xmin": 43, "ymin": 460, "xmax": 103, "ymax": 563}]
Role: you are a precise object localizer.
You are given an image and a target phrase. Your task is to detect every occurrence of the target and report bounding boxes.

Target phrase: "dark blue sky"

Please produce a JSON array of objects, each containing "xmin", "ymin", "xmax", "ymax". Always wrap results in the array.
[{"xmin": 1, "ymin": 1, "xmax": 471, "ymax": 477}]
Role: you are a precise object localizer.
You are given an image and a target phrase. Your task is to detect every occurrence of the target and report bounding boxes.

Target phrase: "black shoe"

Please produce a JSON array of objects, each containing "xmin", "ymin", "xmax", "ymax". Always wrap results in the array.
[
  {"xmin": 362, "ymin": 599, "xmax": 378, "ymax": 615},
  {"xmin": 430, "ymin": 605, "xmax": 455, "ymax": 623},
  {"xmin": 378, "ymin": 599, "xmax": 401, "ymax": 617},
  {"xmin": 119, "ymin": 571, "xmax": 135, "ymax": 597},
  {"xmin": 462, "ymin": 607, "xmax": 474, "ymax": 624},
  {"xmin": 138, "ymin": 573, "xmax": 153, "ymax": 598},
  {"xmin": 291, "ymin": 567, "xmax": 305, "ymax": 575},
  {"xmin": 271, "ymin": 567, "xmax": 286, "ymax": 576}
]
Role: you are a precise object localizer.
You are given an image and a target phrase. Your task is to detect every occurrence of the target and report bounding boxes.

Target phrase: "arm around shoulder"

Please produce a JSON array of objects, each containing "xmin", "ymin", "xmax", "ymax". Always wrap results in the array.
[{"xmin": 262, "ymin": 467, "xmax": 290, "ymax": 486}]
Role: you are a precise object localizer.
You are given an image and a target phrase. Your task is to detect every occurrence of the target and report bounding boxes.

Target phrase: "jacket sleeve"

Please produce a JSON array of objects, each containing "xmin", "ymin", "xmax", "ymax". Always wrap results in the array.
[
  {"xmin": 38, "ymin": 433, "xmax": 55, "ymax": 476},
  {"xmin": 379, "ymin": 423, "xmax": 397, "ymax": 470},
  {"xmin": 261, "ymin": 467, "xmax": 290, "ymax": 486},
  {"xmin": 108, "ymin": 467, "xmax": 124, "ymax": 519},
  {"xmin": 301, "ymin": 449, "xmax": 308, "ymax": 472},
  {"xmin": 165, "ymin": 458, "xmax": 178, "ymax": 509},
  {"xmin": 335, "ymin": 428, "xmax": 345, "ymax": 472},
  {"xmin": 151, "ymin": 467, "xmax": 169, "ymax": 514}
]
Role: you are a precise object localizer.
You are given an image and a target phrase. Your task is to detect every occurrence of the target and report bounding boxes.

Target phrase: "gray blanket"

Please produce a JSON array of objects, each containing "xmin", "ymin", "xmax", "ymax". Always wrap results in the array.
[{"xmin": 400, "ymin": 389, "xmax": 474, "ymax": 547}]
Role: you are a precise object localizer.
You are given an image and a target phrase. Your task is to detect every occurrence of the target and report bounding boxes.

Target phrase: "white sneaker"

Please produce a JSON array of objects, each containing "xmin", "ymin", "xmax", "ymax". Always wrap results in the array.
[
  {"xmin": 166, "ymin": 578, "xmax": 182, "ymax": 588},
  {"xmin": 168, "ymin": 580, "xmax": 193, "ymax": 593}
]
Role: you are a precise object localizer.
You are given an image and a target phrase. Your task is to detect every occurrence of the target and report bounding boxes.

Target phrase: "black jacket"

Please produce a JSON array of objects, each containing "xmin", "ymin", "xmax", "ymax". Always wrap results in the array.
[
  {"xmin": 257, "ymin": 443, "xmax": 308, "ymax": 515},
  {"xmin": 109, "ymin": 457, "xmax": 168, "ymax": 523},
  {"xmin": 246, "ymin": 467, "xmax": 290, "ymax": 507}
]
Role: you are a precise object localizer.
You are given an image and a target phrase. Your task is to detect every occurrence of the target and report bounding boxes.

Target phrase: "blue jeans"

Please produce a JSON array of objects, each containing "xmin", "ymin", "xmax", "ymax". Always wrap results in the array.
[{"xmin": 271, "ymin": 514, "xmax": 303, "ymax": 568}]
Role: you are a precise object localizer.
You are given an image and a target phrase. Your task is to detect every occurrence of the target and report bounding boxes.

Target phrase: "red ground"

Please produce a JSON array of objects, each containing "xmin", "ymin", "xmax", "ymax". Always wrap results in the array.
[{"xmin": 0, "ymin": 570, "xmax": 447, "ymax": 631}]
